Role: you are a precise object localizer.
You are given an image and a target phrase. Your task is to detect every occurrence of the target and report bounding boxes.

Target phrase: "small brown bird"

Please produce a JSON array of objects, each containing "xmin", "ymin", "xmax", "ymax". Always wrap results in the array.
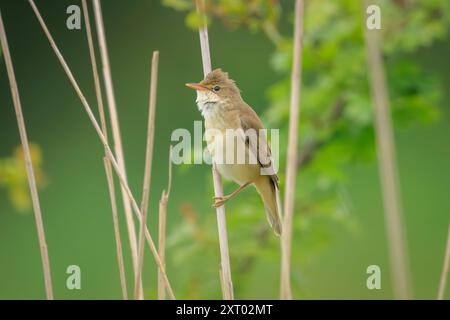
[{"xmin": 186, "ymin": 69, "xmax": 282, "ymax": 235}]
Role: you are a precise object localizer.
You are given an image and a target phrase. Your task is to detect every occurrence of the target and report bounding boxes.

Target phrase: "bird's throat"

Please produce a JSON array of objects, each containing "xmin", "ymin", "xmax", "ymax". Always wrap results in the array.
[{"xmin": 196, "ymin": 90, "xmax": 225, "ymax": 118}]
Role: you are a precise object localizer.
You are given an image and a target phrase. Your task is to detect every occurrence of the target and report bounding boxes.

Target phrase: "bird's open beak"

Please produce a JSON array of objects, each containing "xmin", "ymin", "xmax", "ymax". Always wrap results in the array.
[{"xmin": 185, "ymin": 83, "xmax": 209, "ymax": 91}]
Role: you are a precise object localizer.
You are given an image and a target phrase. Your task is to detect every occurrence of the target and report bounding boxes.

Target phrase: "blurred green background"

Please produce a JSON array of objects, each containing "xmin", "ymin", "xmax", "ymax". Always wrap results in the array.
[{"xmin": 0, "ymin": 0, "xmax": 449, "ymax": 299}]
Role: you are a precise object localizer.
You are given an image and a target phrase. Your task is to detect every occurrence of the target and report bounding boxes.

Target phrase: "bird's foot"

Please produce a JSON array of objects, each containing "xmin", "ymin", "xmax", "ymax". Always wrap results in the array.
[{"xmin": 212, "ymin": 195, "xmax": 230, "ymax": 208}]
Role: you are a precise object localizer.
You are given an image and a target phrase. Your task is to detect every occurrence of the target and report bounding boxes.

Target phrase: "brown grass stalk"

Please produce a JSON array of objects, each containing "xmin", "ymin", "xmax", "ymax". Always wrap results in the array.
[
  {"xmin": 0, "ymin": 9, "xmax": 54, "ymax": 300},
  {"xmin": 103, "ymin": 158, "xmax": 128, "ymax": 300},
  {"xmin": 28, "ymin": 0, "xmax": 175, "ymax": 300},
  {"xmin": 195, "ymin": 0, "xmax": 234, "ymax": 300},
  {"xmin": 82, "ymin": 0, "xmax": 128, "ymax": 299},
  {"xmin": 438, "ymin": 221, "xmax": 450, "ymax": 299},
  {"xmin": 280, "ymin": 0, "xmax": 304, "ymax": 300},
  {"xmin": 364, "ymin": 0, "xmax": 411, "ymax": 299},
  {"xmin": 134, "ymin": 51, "xmax": 159, "ymax": 300},
  {"xmin": 91, "ymin": 0, "xmax": 141, "ymax": 295},
  {"xmin": 158, "ymin": 146, "xmax": 173, "ymax": 300}
]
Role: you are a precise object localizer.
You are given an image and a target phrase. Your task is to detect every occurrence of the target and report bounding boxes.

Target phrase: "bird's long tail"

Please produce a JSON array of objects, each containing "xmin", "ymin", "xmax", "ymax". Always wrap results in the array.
[{"xmin": 254, "ymin": 176, "xmax": 283, "ymax": 236}]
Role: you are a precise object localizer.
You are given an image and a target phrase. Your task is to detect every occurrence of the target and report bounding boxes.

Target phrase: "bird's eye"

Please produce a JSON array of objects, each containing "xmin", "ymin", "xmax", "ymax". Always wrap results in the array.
[{"xmin": 213, "ymin": 86, "xmax": 221, "ymax": 92}]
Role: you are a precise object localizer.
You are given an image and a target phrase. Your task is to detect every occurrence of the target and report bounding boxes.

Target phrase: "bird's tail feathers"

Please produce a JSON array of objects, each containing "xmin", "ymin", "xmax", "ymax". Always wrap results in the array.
[{"xmin": 255, "ymin": 177, "xmax": 283, "ymax": 236}]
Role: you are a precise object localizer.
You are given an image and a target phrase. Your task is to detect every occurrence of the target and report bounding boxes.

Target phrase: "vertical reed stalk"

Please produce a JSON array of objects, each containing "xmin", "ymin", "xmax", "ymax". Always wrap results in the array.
[
  {"xmin": 28, "ymin": 0, "xmax": 175, "ymax": 299},
  {"xmin": 134, "ymin": 51, "xmax": 159, "ymax": 300},
  {"xmin": 364, "ymin": 0, "xmax": 411, "ymax": 299},
  {"xmin": 158, "ymin": 146, "xmax": 173, "ymax": 300},
  {"xmin": 82, "ymin": 0, "xmax": 128, "ymax": 299},
  {"xmin": 91, "ymin": 0, "xmax": 141, "ymax": 295},
  {"xmin": 103, "ymin": 158, "xmax": 128, "ymax": 299},
  {"xmin": 195, "ymin": 0, "xmax": 234, "ymax": 300},
  {"xmin": 0, "ymin": 10, "xmax": 53, "ymax": 300},
  {"xmin": 438, "ymin": 221, "xmax": 450, "ymax": 300},
  {"xmin": 280, "ymin": 0, "xmax": 304, "ymax": 300}
]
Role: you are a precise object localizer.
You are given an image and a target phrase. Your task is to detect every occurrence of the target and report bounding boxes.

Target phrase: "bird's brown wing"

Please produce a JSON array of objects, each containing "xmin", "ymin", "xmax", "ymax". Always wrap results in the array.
[{"xmin": 239, "ymin": 104, "xmax": 279, "ymax": 188}]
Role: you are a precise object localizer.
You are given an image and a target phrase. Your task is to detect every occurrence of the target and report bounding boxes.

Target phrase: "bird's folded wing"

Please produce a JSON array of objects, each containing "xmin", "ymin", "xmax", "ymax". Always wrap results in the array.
[{"xmin": 239, "ymin": 107, "xmax": 279, "ymax": 187}]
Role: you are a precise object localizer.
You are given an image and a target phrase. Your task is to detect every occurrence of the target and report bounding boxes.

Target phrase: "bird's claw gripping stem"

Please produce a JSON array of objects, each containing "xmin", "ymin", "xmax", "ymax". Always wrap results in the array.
[{"xmin": 212, "ymin": 195, "xmax": 230, "ymax": 208}]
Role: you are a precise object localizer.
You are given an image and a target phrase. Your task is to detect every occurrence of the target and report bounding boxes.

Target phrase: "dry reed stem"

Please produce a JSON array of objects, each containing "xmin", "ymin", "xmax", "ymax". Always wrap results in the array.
[
  {"xmin": 157, "ymin": 196, "xmax": 168, "ymax": 300},
  {"xmin": 0, "ymin": 10, "xmax": 54, "ymax": 300},
  {"xmin": 195, "ymin": 0, "xmax": 234, "ymax": 300},
  {"xmin": 82, "ymin": 0, "xmax": 128, "ymax": 299},
  {"xmin": 280, "ymin": 0, "xmax": 304, "ymax": 300},
  {"xmin": 438, "ymin": 221, "xmax": 450, "ymax": 300},
  {"xmin": 91, "ymin": 0, "xmax": 141, "ymax": 295},
  {"xmin": 82, "ymin": 0, "xmax": 108, "ymax": 137},
  {"xmin": 134, "ymin": 51, "xmax": 159, "ymax": 300},
  {"xmin": 28, "ymin": 0, "xmax": 175, "ymax": 300},
  {"xmin": 158, "ymin": 146, "xmax": 173, "ymax": 300},
  {"xmin": 364, "ymin": 0, "xmax": 411, "ymax": 299},
  {"xmin": 103, "ymin": 158, "xmax": 128, "ymax": 300}
]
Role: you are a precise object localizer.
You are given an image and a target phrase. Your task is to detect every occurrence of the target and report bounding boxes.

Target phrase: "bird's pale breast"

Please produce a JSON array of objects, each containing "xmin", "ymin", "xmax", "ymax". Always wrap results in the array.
[{"xmin": 201, "ymin": 101, "xmax": 260, "ymax": 186}]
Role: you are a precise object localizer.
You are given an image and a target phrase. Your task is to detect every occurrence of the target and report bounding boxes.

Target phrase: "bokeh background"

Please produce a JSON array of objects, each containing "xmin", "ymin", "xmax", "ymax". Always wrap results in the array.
[{"xmin": 0, "ymin": 0, "xmax": 449, "ymax": 299}]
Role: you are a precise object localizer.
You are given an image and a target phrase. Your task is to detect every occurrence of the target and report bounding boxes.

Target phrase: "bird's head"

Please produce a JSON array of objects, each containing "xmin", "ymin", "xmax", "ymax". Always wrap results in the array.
[{"xmin": 186, "ymin": 69, "xmax": 241, "ymax": 107}]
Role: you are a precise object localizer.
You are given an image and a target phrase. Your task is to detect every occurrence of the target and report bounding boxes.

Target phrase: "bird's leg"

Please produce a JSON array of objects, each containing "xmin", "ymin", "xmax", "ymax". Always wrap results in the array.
[{"xmin": 213, "ymin": 182, "xmax": 251, "ymax": 208}]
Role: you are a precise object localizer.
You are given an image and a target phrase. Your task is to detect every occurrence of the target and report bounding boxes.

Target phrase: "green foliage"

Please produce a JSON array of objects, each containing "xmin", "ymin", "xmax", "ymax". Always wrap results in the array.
[
  {"xmin": 165, "ymin": 0, "xmax": 281, "ymax": 32},
  {"xmin": 0, "ymin": 144, "xmax": 46, "ymax": 213},
  {"xmin": 163, "ymin": 0, "xmax": 449, "ymax": 298}
]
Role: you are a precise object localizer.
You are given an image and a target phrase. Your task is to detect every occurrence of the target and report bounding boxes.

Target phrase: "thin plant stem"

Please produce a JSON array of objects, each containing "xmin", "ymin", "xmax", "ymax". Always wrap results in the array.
[
  {"xmin": 134, "ymin": 51, "xmax": 159, "ymax": 300},
  {"xmin": 438, "ymin": 221, "xmax": 450, "ymax": 300},
  {"xmin": 91, "ymin": 0, "xmax": 141, "ymax": 295},
  {"xmin": 103, "ymin": 158, "xmax": 128, "ymax": 300},
  {"xmin": 364, "ymin": 0, "xmax": 411, "ymax": 299},
  {"xmin": 82, "ymin": 0, "xmax": 128, "ymax": 300},
  {"xmin": 195, "ymin": 0, "xmax": 234, "ymax": 300},
  {"xmin": 0, "ymin": 9, "xmax": 53, "ymax": 300},
  {"xmin": 280, "ymin": 0, "xmax": 304, "ymax": 300},
  {"xmin": 82, "ymin": 0, "xmax": 108, "ymax": 137},
  {"xmin": 28, "ymin": 0, "xmax": 175, "ymax": 300},
  {"xmin": 158, "ymin": 146, "xmax": 173, "ymax": 300}
]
